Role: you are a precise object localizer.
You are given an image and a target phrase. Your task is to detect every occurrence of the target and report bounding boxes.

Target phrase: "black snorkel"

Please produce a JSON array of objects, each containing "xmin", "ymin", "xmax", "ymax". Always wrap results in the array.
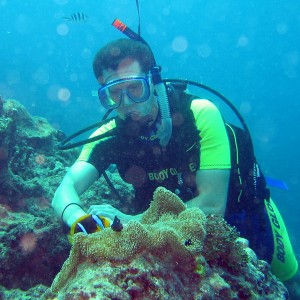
[{"xmin": 112, "ymin": 19, "xmax": 173, "ymax": 148}]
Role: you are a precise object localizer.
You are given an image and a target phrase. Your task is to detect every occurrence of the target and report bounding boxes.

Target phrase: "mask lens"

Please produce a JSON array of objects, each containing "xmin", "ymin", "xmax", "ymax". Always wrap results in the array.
[
  {"xmin": 98, "ymin": 77, "xmax": 150, "ymax": 109},
  {"xmin": 125, "ymin": 79, "xmax": 146, "ymax": 100}
]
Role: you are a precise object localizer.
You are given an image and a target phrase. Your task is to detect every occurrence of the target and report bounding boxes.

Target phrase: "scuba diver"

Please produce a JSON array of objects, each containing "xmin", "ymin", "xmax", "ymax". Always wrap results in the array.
[{"xmin": 51, "ymin": 19, "xmax": 298, "ymax": 287}]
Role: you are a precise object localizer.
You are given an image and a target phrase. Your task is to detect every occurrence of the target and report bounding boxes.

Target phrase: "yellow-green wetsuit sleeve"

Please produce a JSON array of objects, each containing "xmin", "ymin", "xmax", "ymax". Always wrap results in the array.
[
  {"xmin": 190, "ymin": 99, "xmax": 231, "ymax": 170},
  {"xmin": 77, "ymin": 119, "xmax": 116, "ymax": 162}
]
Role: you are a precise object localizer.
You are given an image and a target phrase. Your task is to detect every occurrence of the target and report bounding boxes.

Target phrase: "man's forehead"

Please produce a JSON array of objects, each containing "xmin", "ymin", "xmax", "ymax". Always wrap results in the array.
[
  {"xmin": 118, "ymin": 58, "xmax": 140, "ymax": 70},
  {"xmin": 102, "ymin": 59, "xmax": 142, "ymax": 83}
]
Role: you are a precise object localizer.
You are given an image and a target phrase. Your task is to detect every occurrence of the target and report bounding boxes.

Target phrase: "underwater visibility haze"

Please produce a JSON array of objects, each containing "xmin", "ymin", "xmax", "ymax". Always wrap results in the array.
[{"xmin": 0, "ymin": 0, "xmax": 299, "ymax": 298}]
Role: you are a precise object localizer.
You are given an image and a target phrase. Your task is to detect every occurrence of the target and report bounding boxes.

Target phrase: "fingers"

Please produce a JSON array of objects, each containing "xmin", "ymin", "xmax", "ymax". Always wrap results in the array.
[
  {"xmin": 87, "ymin": 204, "xmax": 113, "ymax": 214},
  {"xmin": 87, "ymin": 204, "xmax": 119, "ymax": 220},
  {"xmin": 97, "ymin": 211, "xmax": 113, "ymax": 219},
  {"xmin": 87, "ymin": 207, "xmax": 102, "ymax": 215}
]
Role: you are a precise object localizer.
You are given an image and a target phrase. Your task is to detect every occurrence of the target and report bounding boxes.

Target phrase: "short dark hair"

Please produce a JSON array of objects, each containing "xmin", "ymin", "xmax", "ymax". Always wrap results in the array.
[{"xmin": 93, "ymin": 38, "xmax": 155, "ymax": 80}]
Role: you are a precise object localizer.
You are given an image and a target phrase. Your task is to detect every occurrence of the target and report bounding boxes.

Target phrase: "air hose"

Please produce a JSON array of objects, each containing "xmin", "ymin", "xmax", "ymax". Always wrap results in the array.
[{"xmin": 151, "ymin": 66, "xmax": 172, "ymax": 147}]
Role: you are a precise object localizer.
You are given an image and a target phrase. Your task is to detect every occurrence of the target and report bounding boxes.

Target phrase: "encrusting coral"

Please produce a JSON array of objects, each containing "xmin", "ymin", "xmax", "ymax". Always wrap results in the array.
[
  {"xmin": 49, "ymin": 187, "xmax": 288, "ymax": 299},
  {"xmin": 51, "ymin": 187, "xmax": 206, "ymax": 292}
]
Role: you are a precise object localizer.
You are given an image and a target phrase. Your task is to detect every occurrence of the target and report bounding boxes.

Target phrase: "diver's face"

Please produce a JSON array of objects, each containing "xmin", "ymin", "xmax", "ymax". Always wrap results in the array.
[{"xmin": 99, "ymin": 59, "xmax": 158, "ymax": 123}]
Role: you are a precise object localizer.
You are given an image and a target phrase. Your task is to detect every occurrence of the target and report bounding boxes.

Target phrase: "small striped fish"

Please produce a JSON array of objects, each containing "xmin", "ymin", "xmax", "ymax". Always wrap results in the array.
[{"xmin": 63, "ymin": 12, "xmax": 88, "ymax": 22}]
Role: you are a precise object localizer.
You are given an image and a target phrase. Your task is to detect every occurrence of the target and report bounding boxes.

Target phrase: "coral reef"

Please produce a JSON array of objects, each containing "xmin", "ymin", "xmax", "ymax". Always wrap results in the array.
[
  {"xmin": 0, "ymin": 98, "xmax": 135, "ymax": 296},
  {"xmin": 0, "ymin": 99, "xmax": 76, "ymax": 290},
  {"xmin": 0, "ymin": 99, "xmax": 77, "ymax": 208},
  {"xmin": 0, "ymin": 204, "xmax": 69, "ymax": 290},
  {"xmin": 51, "ymin": 187, "xmax": 206, "ymax": 293},
  {"xmin": 50, "ymin": 187, "xmax": 288, "ymax": 300},
  {"xmin": 0, "ymin": 284, "xmax": 48, "ymax": 300}
]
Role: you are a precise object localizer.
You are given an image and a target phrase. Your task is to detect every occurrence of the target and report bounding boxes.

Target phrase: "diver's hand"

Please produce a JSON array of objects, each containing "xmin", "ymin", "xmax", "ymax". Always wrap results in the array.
[{"xmin": 87, "ymin": 204, "xmax": 138, "ymax": 224}]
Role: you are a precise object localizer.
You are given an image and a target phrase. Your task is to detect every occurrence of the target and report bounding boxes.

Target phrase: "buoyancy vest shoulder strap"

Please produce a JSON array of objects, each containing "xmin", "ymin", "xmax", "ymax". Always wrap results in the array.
[{"xmin": 225, "ymin": 123, "xmax": 270, "ymax": 204}]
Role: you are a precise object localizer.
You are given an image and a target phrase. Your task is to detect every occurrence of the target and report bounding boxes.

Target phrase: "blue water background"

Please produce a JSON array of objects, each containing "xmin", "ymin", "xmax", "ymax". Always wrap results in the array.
[{"xmin": 1, "ymin": 0, "xmax": 299, "ymax": 257}]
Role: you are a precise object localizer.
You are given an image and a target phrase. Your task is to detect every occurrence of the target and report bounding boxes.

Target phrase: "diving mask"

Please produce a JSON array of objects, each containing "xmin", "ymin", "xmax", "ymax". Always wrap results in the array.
[{"xmin": 98, "ymin": 76, "xmax": 151, "ymax": 109}]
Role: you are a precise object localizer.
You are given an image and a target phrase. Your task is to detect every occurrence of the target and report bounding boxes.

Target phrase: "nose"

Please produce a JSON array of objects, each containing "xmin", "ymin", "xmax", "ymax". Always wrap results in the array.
[{"xmin": 120, "ymin": 91, "xmax": 133, "ymax": 107}]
